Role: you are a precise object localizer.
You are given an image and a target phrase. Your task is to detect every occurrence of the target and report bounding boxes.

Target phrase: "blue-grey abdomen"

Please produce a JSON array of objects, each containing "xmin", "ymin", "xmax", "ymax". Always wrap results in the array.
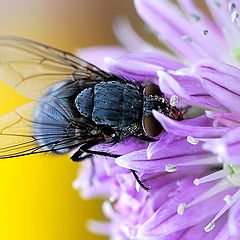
[{"xmin": 33, "ymin": 80, "xmax": 81, "ymax": 154}]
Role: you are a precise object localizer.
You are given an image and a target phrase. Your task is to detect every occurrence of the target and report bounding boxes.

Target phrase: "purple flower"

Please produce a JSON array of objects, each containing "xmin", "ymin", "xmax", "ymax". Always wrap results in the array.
[{"xmin": 74, "ymin": 1, "xmax": 240, "ymax": 239}]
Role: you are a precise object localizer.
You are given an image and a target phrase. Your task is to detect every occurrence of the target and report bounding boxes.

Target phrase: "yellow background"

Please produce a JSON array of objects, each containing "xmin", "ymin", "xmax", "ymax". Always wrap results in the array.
[{"xmin": 0, "ymin": 0, "xmax": 142, "ymax": 239}]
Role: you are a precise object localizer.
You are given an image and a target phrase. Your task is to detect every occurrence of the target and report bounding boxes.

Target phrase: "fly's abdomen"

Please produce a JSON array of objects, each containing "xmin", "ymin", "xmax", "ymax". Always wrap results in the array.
[{"xmin": 75, "ymin": 81, "xmax": 142, "ymax": 129}]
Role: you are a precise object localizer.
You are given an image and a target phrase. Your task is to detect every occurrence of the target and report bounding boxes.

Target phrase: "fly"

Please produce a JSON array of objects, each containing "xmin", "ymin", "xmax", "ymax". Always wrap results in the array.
[{"xmin": 0, "ymin": 36, "xmax": 182, "ymax": 191}]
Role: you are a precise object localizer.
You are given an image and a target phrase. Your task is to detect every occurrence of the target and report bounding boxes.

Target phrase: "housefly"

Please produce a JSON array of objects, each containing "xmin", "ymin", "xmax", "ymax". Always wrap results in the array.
[{"xmin": 0, "ymin": 36, "xmax": 182, "ymax": 190}]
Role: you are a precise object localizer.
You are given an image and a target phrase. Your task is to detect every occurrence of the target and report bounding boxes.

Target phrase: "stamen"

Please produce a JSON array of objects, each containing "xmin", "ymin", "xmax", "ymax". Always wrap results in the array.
[
  {"xmin": 193, "ymin": 170, "xmax": 227, "ymax": 186},
  {"xmin": 201, "ymin": 29, "xmax": 208, "ymax": 35},
  {"xmin": 204, "ymin": 189, "xmax": 240, "ymax": 232},
  {"xmin": 170, "ymin": 95, "xmax": 178, "ymax": 106},
  {"xmin": 187, "ymin": 179, "xmax": 231, "ymax": 208},
  {"xmin": 187, "ymin": 136, "xmax": 199, "ymax": 145},
  {"xmin": 179, "ymin": 156, "xmax": 218, "ymax": 167},
  {"xmin": 231, "ymin": 11, "xmax": 239, "ymax": 22},
  {"xmin": 165, "ymin": 164, "xmax": 177, "ymax": 172},
  {"xmin": 177, "ymin": 203, "xmax": 186, "ymax": 215}
]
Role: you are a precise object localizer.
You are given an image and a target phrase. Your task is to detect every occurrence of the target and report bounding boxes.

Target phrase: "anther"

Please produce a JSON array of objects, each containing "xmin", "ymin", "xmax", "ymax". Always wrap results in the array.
[
  {"xmin": 201, "ymin": 29, "xmax": 208, "ymax": 35},
  {"xmin": 165, "ymin": 164, "xmax": 177, "ymax": 172},
  {"xmin": 177, "ymin": 203, "xmax": 186, "ymax": 215},
  {"xmin": 204, "ymin": 221, "xmax": 215, "ymax": 232},
  {"xmin": 224, "ymin": 195, "xmax": 233, "ymax": 205},
  {"xmin": 231, "ymin": 11, "xmax": 239, "ymax": 22},
  {"xmin": 204, "ymin": 189, "xmax": 240, "ymax": 233},
  {"xmin": 193, "ymin": 178, "xmax": 200, "ymax": 186},
  {"xmin": 187, "ymin": 136, "xmax": 199, "ymax": 145}
]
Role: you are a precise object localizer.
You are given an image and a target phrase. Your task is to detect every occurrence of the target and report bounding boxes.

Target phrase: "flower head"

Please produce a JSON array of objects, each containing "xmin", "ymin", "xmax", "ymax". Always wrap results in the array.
[{"xmin": 74, "ymin": 1, "xmax": 240, "ymax": 239}]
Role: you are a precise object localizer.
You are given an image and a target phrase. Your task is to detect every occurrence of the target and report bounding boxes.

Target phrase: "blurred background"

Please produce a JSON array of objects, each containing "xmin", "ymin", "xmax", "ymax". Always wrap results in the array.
[{"xmin": 0, "ymin": 0, "xmax": 143, "ymax": 239}]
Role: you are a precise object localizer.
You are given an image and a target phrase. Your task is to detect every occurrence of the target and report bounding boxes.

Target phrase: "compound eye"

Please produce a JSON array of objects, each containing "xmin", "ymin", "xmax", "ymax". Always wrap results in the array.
[
  {"xmin": 143, "ymin": 83, "xmax": 163, "ymax": 137},
  {"xmin": 144, "ymin": 83, "xmax": 162, "ymax": 97},
  {"xmin": 143, "ymin": 115, "xmax": 162, "ymax": 137}
]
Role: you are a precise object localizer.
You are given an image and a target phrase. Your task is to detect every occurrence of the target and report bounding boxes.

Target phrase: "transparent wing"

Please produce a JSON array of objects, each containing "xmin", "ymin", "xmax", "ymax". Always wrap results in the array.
[
  {"xmin": 0, "ymin": 101, "xmax": 98, "ymax": 159},
  {"xmin": 0, "ymin": 36, "xmax": 109, "ymax": 99},
  {"xmin": 0, "ymin": 102, "xmax": 43, "ymax": 158}
]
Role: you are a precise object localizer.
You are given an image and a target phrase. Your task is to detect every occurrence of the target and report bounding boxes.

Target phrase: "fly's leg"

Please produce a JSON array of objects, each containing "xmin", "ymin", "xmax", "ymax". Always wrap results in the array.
[
  {"xmin": 79, "ymin": 141, "xmax": 121, "ymax": 158},
  {"xmin": 71, "ymin": 149, "xmax": 92, "ymax": 162},
  {"xmin": 131, "ymin": 169, "xmax": 151, "ymax": 191},
  {"xmin": 71, "ymin": 141, "xmax": 151, "ymax": 191}
]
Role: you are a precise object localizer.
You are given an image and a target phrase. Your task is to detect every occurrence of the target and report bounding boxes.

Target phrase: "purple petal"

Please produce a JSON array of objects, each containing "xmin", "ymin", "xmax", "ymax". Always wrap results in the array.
[
  {"xmin": 206, "ymin": 111, "xmax": 240, "ymax": 127},
  {"xmin": 213, "ymin": 223, "xmax": 231, "ymax": 240},
  {"xmin": 115, "ymin": 141, "xmax": 212, "ymax": 173},
  {"xmin": 77, "ymin": 46, "xmax": 126, "ymax": 70},
  {"xmin": 112, "ymin": 16, "xmax": 157, "ymax": 52},
  {"xmin": 158, "ymin": 70, "xmax": 225, "ymax": 110},
  {"xmin": 194, "ymin": 61, "xmax": 240, "ymax": 112},
  {"xmin": 137, "ymin": 183, "xmax": 229, "ymax": 238},
  {"xmin": 177, "ymin": 0, "xmax": 223, "ymax": 38},
  {"xmin": 105, "ymin": 52, "xmax": 184, "ymax": 81},
  {"xmin": 182, "ymin": 217, "xmax": 226, "ymax": 240},
  {"xmin": 134, "ymin": 0, "xmax": 227, "ymax": 62},
  {"xmin": 205, "ymin": 0, "xmax": 240, "ymax": 49},
  {"xmin": 228, "ymin": 198, "xmax": 240, "ymax": 236},
  {"xmin": 115, "ymin": 132, "xmax": 213, "ymax": 174},
  {"xmin": 153, "ymin": 111, "xmax": 227, "ymax": 137}
]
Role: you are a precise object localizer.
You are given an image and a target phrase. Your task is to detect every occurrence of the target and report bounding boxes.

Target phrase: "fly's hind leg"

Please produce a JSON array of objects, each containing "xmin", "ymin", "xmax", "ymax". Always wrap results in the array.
[{"xmin": 131, "ymin": 169, "xmax": 151, "ymax": 191}]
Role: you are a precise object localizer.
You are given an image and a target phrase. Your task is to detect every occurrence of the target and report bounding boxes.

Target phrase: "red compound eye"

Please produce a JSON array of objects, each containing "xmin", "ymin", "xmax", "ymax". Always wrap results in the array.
[{"xmin": 143, "ymin": 83, "xmax": 163, "ymax": 137}]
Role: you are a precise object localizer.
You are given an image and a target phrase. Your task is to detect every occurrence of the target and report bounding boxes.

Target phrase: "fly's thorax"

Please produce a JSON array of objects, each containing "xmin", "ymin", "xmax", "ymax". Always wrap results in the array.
[{"xmin": 75, "ymin": 81, "xmax": 143, "ymax": 129}]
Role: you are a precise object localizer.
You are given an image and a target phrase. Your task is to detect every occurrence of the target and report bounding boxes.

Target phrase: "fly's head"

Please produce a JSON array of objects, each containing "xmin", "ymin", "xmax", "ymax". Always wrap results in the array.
[{"xmin": 142, "ymin": 83, "xmax": 182, "ymax": 137}]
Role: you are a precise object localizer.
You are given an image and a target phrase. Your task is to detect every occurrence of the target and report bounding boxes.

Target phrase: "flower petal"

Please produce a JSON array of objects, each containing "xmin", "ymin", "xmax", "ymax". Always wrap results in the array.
[
  {"xmin": 77, "ymin": 46, "xmax": 126, "ymax": 70},
  {"xmin": 228, "ymin": 198, "xmax": 240, "ymax": 236},
  {"xmin": 137, "ymin": 183, "xmax": 228, "ymax": 238},
  {"xmin": 158, "ymin": 70, "xmax": 225, "ymax": 110},
  {"xmin": 134, "ymin": 0, "xmax": 227, "ymax": 62},
  {"xmin": 153, "ymin": 111, "xmax": 227, "ymax": 137},
  {"xmin": 105, "ymin": 52, "xmax": 184, "ymax": 81}
]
